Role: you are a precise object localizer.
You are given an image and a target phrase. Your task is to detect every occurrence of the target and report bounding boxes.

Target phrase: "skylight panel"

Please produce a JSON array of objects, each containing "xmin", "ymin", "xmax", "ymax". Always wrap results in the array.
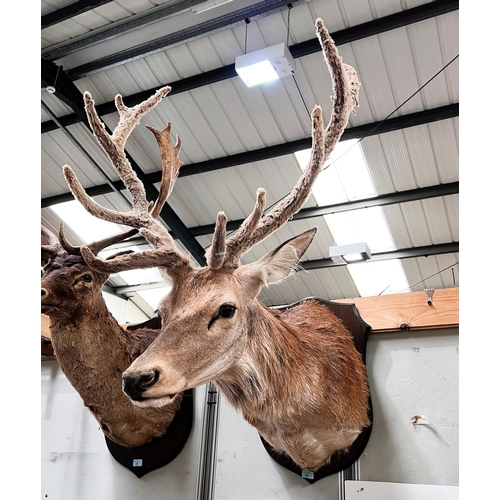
[
  {"xmin": 347, "ymin": 260, "xmax": 409, "ymax": 297},
  {"xmin": 51, "ymin": 200, "xmax": 126, "ymax": 242},
  {"xmin": 295, "ymin": 139, "xmax": 376, "ymax": 205},
  {"xmin": 294, "ymin": 140, "xmax": 409, "ymax": 296},
  {"xmin": 324, "ymin": 208, "xmax": 395, "ymax": 253}
]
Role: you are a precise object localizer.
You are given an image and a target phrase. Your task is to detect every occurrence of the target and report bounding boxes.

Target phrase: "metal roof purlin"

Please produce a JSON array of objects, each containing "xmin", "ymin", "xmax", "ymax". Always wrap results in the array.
[
  {"xmin": 301, "ymin": 243, "xmax": 459, "ymax": 270},
  {"xmin": 41, "ymin": 0, "xmax": 113, "ymax": 29},
  {"xmin": 42, "ymin": 182, "xmax": 459, "ymax": 239},
  {"xmin": 42, "ymin": 0, "xmax": 306, "ymax": 66},
  {"xmin": 64, "ymin": 0, "xmax": 458, "ymax": 79},
  {"xmin": 41, "ymin": 104, "xmax": 459, "ymax": 208}
]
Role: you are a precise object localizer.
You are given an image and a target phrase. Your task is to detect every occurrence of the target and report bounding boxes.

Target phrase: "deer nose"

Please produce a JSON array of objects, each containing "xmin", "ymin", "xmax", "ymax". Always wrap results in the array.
[{"xmin": 122, "ymin": 369, "xmax": 159, "ymax": 401}]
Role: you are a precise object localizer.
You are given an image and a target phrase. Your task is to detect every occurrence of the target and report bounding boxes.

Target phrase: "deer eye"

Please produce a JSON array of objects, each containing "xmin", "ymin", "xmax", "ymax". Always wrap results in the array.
[
  {"xmin": 208, "ymin": 305, "xmax": 236, "ymax": 330},
  {"xmin": 78, "ymin": 274, "xmax": 93, "ymax": 284},
  {"xmin": 218, "ymin": 305, "xmax": 236, "ymax": 319}
]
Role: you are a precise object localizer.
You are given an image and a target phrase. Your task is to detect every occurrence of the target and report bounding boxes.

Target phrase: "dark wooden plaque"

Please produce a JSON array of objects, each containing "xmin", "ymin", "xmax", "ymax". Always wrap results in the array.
[{"xmin": 105, "ymin": 388, "xmax": 194, "ymax": 478}]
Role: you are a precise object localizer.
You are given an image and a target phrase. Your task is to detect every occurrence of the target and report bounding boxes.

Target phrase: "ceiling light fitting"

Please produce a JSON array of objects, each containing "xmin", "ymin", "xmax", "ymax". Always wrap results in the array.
[
  {"xmin": 193, "ymin": 0, "xmax": 233, "ymax": 15},
  {"xmin": 235, "ymin": 43, "xmax": 295, "ymax": 87},
  {"xmin": 329, "ymin": 242, "xmax": 372, "ymax": 264}
]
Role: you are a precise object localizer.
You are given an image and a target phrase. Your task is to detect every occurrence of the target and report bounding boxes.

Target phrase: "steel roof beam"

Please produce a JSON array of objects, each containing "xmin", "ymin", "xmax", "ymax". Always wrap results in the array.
[
  {"xmin": 109, "ymin": 241, "xmax": 459, "ymax": 293},
  {"xmin": 41, "ymin": 103, "xmax": 458, "ymax": 208},
  {"xmin": 43, "ymin": 182, "xmax": 458, "ymax": 247},
  {"xmin": 189, "ymin": 182, "xmax": 459, "ymax": 237},
  {"xmin": 301, "ymin": 242, "xmax": 459, "ymax": 270},
  {"xmin": 42, "ymin": 0, "xmax": 305, "ymax": 63},
  {"xmin": 291, "ymin": 0, "xmax": 459, "ymax": 59},
  {"xmin": 165, "ymin": 104, "xmax": 459, "ymax": 179},
  {"xmin": 42, "ymin": 59, "xmax": 90, "ymax": 126},
  {"xmin": 42, "ymin": 0, "xmax": 113, "ymax": 29}
]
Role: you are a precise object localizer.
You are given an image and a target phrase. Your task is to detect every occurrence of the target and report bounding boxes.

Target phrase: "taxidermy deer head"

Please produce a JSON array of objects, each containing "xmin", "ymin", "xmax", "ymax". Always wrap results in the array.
[
  {"xmin": 63, "ymin": 19, "xmax": 370, "ymax": 471},
  {"xmin": 41, "ymin": 85, "xmax": 187, "ymax": 447}
]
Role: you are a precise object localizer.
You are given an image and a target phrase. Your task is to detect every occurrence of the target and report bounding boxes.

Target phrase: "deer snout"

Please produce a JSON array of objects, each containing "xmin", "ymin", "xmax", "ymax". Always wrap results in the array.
[{"xmin": 122, "ymin": 369, "xmax": 159, "ymax": 401}]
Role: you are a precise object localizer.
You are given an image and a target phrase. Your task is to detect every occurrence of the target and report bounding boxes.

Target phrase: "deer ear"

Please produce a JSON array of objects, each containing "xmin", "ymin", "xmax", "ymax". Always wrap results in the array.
[{"xmin": 237, "ymin": 228, "xmax": 317, "ymax": 296}]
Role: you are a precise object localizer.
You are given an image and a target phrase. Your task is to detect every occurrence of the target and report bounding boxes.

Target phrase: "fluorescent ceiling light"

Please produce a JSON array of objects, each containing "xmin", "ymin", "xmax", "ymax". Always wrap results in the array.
[
  {"xmin": 193, "ymin": 0, "xmax": 233, "ymax": 14},
  {"xmin": 326, "ymin": 208, "xmax": 395, "ymax": 253},
  {"xmin": 236, "ymin": 60, "xmax": 280, "ymax": 87},
  {"xmin": 236, "ymin": 43, "xmax": 295, "ymax": 87},
  {"xmin": 329, "ymin": 242, "xmax": 371, "ymax": 264}
]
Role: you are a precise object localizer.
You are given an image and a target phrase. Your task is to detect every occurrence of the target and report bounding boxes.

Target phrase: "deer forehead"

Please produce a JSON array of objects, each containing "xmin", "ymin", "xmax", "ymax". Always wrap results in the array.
[
  {"xmin": 162, "ymin": 268, "xmax": 247, "ymax": 311},
  {"xmin": 43, "ymin": 253, "xmax": 82, "ymax": 272},
  {"xmin": 42, "ymin": 257, "xmax": 107, "ymax": 287}
]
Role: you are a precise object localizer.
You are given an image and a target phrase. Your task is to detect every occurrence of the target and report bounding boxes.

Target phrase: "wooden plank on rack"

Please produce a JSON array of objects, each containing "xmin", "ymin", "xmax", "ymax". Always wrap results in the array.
[
  {"xmin": 41, "ymin": 288, "xmax": 459, "ymax": 360},
  {"xmin": 42, "ymin": 314, "xmax": 51, "ymax": 339},
  {"xmin": 41, "ymin": 314, "xmax": 56, "ymax": 360},
  {"xmin": 335, "ymin": 288, "xmax": 458, "ymax": 333}
]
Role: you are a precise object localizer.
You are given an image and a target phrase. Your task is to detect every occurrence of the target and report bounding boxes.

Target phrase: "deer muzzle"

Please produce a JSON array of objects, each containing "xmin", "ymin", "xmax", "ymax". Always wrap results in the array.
[
  {"xmin": 122, "ymin": 369, "xmax": 159, "ymax": 402},
  {"xmin": 41, "ymin": 287, "xmax": 57, "ymax": 313}
]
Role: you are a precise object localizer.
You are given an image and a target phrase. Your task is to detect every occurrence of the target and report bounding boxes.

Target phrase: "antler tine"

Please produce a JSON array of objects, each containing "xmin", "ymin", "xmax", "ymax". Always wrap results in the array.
[
  {"xmin": 220, "ymin": 18, "xmax": 359, "ymax": 266},
  {"xmin": 63, "ymin": 165, "xmax": 142, "ymax": 229},
  {"xmin": 84, "ymin": 86, "xmax": 171, "ymax": 212},
  {"xmin": 58, "ymin": 221, "xmax": 82, "ymax": 255},
  {"xmin": 41, "ymin": 224, "xmax": 61, "ymax": 248},
  {"xmin": 221, "ymin": 107, "xmax": 325, "ymax": 266},
  {"xmin": 64, "ymin": 85, "xmax": 173, "ymax": 227},
  {"xmin": 145, "ymin": 123, "xmax": 183, "ymax": 219},
  {"xmin": 58, "ymin": 220, "xmax": 139, "ymax": 256},
  {"xmin": 218, "ymin": 188, "xmax": 267, "ymax": 268},
  {"xmin": 315, "ymin": 19, "xmax": 360, "ymax": 158},
  {"xmin": 87, "ymin": 227, "xmax": 139, "ymax": 255},
  {"xmin": 206, "ymin": 212, "xmax": 228, "ymax": 269},
  {"xmin": 64, "ymin": 85, "xmax": 188, "ymax": 259},
  {"xmin": 63, "ymin": 86, "xmax": 193, "ymax": 275},
  {"xmin": 42, "ymin": 225, "xmax": 64, "ymax": 265},
  {"xmin": 41, "ymin": 222, "xmax": 138, "ymax": 267},
  {"xmin": 80, "ymin": 244, "xmax": 188, "ymax": 275}
]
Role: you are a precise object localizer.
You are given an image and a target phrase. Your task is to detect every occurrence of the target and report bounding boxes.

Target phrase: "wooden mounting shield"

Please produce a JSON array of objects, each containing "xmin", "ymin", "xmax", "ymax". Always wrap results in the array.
[
  {"xmin": 105, "ymin": 388, "xmax": 194, "ymax": 478},
  {"xmin": 261, "ymin": 297, "xmax": 373, "ymax": 484}
]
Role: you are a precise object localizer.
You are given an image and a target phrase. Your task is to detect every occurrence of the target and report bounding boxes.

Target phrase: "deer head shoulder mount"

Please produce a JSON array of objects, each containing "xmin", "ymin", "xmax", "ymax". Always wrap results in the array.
[{"xmin": 62, "ymin": 18, "xmax": 371, "ymax": 477}]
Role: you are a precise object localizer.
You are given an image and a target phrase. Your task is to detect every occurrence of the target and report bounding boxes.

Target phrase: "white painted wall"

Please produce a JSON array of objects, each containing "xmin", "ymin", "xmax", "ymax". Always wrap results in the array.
[
  {"xmin": 41, "ymin": 360, "xmax": 206, "ymax": 500},
  {"xmin": 212, "ymin": 328, "xmax": 459, "ymax": 499},
  {"xmin": 102, "ymin": 291, "xmax": 149, "ymax": 324},
  {"xmin": 361, "ymin": 329, "xmax": 459, "ymax": 486},
  {"xmin": 41, "ymin": 326, "xmax": 459, "ymax": 499}
]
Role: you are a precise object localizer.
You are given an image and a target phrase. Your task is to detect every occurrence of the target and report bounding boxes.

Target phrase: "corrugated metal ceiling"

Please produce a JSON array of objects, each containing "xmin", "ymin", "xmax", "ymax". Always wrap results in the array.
[{"xmin": 41, "ymin": 0, "xmax": 459, "ymax": 315}]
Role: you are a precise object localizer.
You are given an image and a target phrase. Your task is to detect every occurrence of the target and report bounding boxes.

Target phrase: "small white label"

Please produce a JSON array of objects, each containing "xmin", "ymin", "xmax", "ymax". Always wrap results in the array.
[
  {"xmin": 133, "ymin": 459, "xmax": 143, "ymax": 467},
  {"xmin": 302, "ymin": 470, "xmax": 314, "ymax": 479}
]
